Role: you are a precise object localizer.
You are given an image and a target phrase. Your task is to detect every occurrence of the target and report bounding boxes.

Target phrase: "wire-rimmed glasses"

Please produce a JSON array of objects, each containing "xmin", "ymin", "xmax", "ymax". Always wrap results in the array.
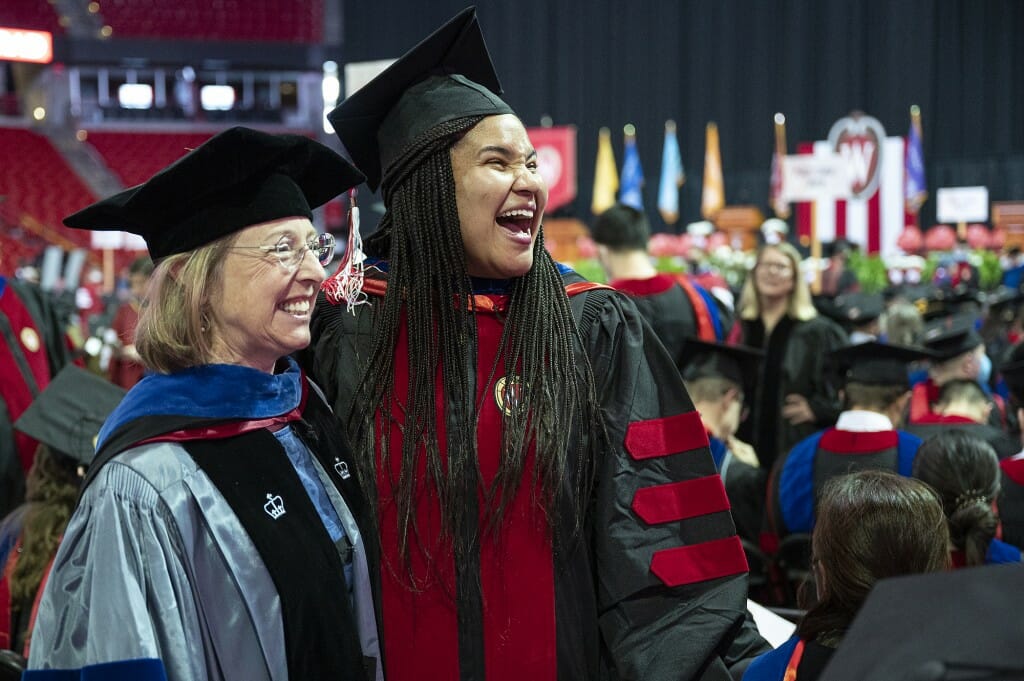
[{"xmin": 229, "ymin": 232, "xmax": 336, "ymax": 272}]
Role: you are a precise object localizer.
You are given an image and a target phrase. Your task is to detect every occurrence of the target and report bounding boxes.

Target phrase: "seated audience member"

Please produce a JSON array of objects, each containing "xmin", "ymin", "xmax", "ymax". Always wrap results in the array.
[
  {"xmin": 911, "ymin": 318, "xmax": 1004, "ymax": 427},
  {"xmin": 765, "ymin": 342, "xmax": 930, "ymax": 544},
  {"xmin": 590, "ymin": 203, "xmax": 733, "ymax": 366},
  {"xmin": 993, "ymin": 343, "xmax": 1024, "ymax": 548},
  {"xmin": 743, "ymin": 470, "xmax": 949, "ymax": 681},
  {"xmin": 679, "ymin": 338, "xmax": 765, "ymax": 543},
  {"xmin": 912, "ymin": 431, "xmax": 1022, "ymax": 567},
  {"xmin": 904, "ymin": 379, "xmax": 1020, "ymax": 459},
  {"xmin": 0, "ymin": 365, "xmax": 124, "ymax": 656}
]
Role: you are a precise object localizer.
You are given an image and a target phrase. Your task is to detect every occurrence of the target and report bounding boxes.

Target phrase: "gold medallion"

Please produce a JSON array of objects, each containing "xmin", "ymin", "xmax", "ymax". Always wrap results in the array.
[{"xmin": 20, "ymin": 327, "xmax": 40, "ymax": 353}]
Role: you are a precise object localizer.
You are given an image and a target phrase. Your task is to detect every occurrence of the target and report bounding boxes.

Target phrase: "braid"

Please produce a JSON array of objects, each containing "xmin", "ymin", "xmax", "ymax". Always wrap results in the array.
[{"xmin": 350, "ymin": 115, "xmax": 602, "ymax": 585}]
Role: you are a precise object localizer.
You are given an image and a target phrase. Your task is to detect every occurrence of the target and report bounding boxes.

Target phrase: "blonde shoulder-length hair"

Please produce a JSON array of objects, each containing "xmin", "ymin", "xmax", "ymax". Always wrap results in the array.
[
  {"xmin": 134, "ymin": 235, "xmax": 235, "ymax": 374},
  {"xmin": 737, "ymin": 242, "xmax": 818, "ymax": 322}
]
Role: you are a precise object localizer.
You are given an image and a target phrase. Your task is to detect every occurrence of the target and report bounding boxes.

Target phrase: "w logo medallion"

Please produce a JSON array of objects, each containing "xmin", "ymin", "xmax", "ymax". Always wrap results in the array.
[{"xmin": 494, "ymin": 375, "xmax": 526, "ymax": 416}]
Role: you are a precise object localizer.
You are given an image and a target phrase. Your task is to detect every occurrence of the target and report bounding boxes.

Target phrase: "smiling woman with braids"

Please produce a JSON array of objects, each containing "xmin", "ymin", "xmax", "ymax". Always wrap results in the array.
[{"xmin": 303, "ymin": 8, "xmax": 760, "ymax": 681}]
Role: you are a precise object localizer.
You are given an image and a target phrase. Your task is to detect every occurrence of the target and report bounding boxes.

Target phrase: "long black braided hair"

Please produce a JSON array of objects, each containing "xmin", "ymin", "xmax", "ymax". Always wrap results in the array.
[{"xmin": 348, "ymin": 114, "xmax": 605, "ymax": 583}]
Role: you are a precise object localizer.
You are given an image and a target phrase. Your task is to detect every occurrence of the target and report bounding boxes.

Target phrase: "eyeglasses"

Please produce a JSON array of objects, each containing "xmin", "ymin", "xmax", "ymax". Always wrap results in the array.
[
  {"xmin": 229, "ymin": 232, "xmax": 336, "ymax": 272},
  {"xmin": 755, "ymin": 261, "xmax": 793, "ymax": 274}
]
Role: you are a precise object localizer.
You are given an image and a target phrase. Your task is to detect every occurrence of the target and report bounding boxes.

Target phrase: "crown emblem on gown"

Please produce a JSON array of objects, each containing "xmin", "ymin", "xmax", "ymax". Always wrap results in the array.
[{"xmin": 264, "ymin": 493, "xmax": 286, "ymax": 519}]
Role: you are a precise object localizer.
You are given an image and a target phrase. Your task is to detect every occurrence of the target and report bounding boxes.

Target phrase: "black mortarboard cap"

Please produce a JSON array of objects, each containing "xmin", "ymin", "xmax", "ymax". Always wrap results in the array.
[
  {"xmin": 63, "ymin": 126, "xmax": 364, "ymax": 261},
  {"xmin": 820, "ymin": 564, "xmax": 1024, "ymax": 681},
  {"xmin": 833, "ymin": 292, "xmax": 885, "ymax": 327},
  {"xmin": 13, "ymin": 365, "xmax": 125, "ymax": 465},
  {"xmin": 827, "ymin": 341, "xmax": 934, "ymax": 387},
  {"xmin": 679, "ymin": 338, "xmax": 764, "ymax": 396},
  {"xmin": 919, "ymin": 317, "xmax": 984, "ymax": 361},
  {"xmin": 1001, "ymin": 341, "xmax": 1024, "ymax": 403},
  {"xmin": 327, "ymin": 6, "xmax": 514, "ymax": 191}
]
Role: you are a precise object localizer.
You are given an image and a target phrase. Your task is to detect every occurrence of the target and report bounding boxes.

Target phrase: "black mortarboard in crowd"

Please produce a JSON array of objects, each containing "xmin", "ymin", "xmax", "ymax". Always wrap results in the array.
[
  {"xmin": 827, "ymin": 341, "xmax": 934, "ymax": 388},
  {"xmin": 14, "ymin": 365, "xmax": 126, "ymax": 466},
  {"xmin": 327, "ymin": 6, "xmax": 514, "ymax": 191},
  {"xmin": 820, "ymin": 564, "xmax": 1024, "ymax": 681},
  {"xmin": 63, "ymin": 126, "xmax": 364, "ymax": 261},
  {"xmin": 832, "ymin": 292, "xmax": 885, "ymax": 328},
  {"xmin": 919, "ymin": 317, "xmax": 984, "ymax": 361},
  {"xmin": 1000, "ymin": 341, "xmax": 1024, "ymax": 403},
  {"xmin": 679, "ymin": 338, "xmax": 764, "ymax": 396}
]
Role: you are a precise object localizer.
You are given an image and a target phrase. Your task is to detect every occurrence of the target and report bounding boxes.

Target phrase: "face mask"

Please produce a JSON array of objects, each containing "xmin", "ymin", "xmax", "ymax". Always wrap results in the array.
[{"xmin": 977, "ymin": 352, "xmax": 992, "ymax": 387}]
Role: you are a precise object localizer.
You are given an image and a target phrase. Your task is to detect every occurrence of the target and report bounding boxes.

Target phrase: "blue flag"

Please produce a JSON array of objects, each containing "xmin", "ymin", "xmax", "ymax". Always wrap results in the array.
[
  {"xmin": 658, "ymin": 121, "xmax": 685, "ymax": 224},
  {"xmin": 619, "ymin": 127, "xmax": 644, "ymax": 210},
  {"xmin": 905, "ymin": 108, "xmax": 927, "ymax": 214}
]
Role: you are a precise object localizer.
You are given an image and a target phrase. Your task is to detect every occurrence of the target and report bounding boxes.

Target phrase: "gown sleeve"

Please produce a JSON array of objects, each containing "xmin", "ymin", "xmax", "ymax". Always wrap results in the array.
[
  {"xmin": 26, "ymin": 459, "xmax": 203, "ymax": 681},
  {"xmin": 575, "ymin": 287, "xmax": 754, "ymax": 681}
]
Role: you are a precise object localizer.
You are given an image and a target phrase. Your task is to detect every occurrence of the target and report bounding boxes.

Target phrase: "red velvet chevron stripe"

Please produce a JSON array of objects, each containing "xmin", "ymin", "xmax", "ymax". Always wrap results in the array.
[
  {"xmin": 632, "ymin": 475, "xmax": 731, "ymax": 524},
  {"xmin": 625, "ymin": 410, "xmax": 709, "ymax": 460},
  {"xmin": 650, "ymin": 536, "xmax": 749, "ymax": 586}
]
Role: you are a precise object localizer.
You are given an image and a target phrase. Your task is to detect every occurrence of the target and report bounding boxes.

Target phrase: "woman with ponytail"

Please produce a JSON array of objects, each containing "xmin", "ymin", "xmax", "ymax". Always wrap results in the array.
[{"xmin": 912, "ymin": 430, "xmax": 1023, "ymax": 566}]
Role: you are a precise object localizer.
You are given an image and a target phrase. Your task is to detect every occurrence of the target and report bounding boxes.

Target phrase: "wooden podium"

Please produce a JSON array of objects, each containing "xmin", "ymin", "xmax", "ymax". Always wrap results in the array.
[
  {"xmin": 994, "ymin": 202, "xmax": 1024, "ymax": 250},
  {"xmin": 713, "ymin": 205, "xmax": 765, "ymax": 252}
]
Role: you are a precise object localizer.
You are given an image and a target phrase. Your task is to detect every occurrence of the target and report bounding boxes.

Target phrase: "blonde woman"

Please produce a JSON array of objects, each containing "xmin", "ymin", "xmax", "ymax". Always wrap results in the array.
[{"xmin": 731, "ymin": 242, "xmax": 848, "ymax": 469}]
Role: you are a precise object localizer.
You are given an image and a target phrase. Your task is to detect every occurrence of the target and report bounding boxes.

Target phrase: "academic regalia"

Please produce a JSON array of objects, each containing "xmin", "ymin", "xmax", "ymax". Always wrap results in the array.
[
  {"xmin": 26, "ymin": 360, "xmax": 381, "ymax": 681},
  {"xmin": 26, "ymin": 126, "xmax": 370, "ymax": 680},
  {"xmin": 742, "ymin": 636, "xmax": 835, "ymax": 681},
  {"xmin": 108, "ymin": 299, "xmax": 144, "ymax": 389},
  {"xmin": 764, "ymin": 342, "xmax": 931, "ymax": 543},
  {"xmin": 1, "ymin": 365, "xmax": 124, "ymax": 656},
  {"xmin": 305, "ymin": 263, "xmax": 752, "ymax": 681},
  {"xmin": 311, "ymin": 8, "xmax": 752, "ymax": 679},
  {"xmin": 608, "ymin": 273, "xmax": 733, "ymax": 367},
  {"xmin": 0, "ymin": 277, "xmax": 71, "ymax": 518},
  {"xmin": 999, "ymin": 454, "xmax": 1024, "ymax": 549},
  {"xmin": 904, "ymin": 414, "xmax": 1020, "ymax": 459},
  {"xmin": 734, "ymin": 315, "xmax": 848, "ymax": 470}
]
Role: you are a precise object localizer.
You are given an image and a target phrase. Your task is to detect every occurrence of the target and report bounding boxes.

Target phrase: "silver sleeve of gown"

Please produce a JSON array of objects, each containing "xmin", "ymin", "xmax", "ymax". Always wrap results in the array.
[{"xmin": 27, "ymin": 443, "xmax": 287, "ymax": 681}]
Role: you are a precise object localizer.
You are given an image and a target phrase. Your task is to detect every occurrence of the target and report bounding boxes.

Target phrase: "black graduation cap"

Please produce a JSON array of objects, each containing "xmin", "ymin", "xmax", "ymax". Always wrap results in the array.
[
  {"xmin": 1000, "ymin": 340, "xmax": 1024, "ymax": 403},
  {"xmin": 327, "ymin": 6, "xmax": 514, "ymax": 191},
  {"xmin": 833, "ymin": 292, "xmax": 885, "ymax": 327},
  {"xmin": 919, "ymin": 317, "xmax": 984, "ymax": 361},
  {"xmin": 827, "ymin": 341, "xmax": 934, "ymax": 387},
  {"xmin": 678, "ymin": 338, "xmax": 764, "ymax": 396},
  {"xmin": 820, "ymin": 564, "xmax": 1024, "ymax": 681},
  {"xmin": 13, "ymin": 365, "xmax": 126, "ymax": 466},
  {"xmin": 63, "ymin": 126, "xmax": 364, "ymax": 261}
]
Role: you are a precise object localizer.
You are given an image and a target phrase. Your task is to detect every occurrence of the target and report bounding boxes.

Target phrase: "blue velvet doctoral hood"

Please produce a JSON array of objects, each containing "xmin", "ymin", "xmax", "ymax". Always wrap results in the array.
[{"xmin": 96, "ymin": 356, "xmax": 303, "ymax": 451}]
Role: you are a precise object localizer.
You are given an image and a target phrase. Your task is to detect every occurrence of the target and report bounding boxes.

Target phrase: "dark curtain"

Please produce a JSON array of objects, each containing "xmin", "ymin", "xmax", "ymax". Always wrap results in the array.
[{"xmin": 340, "ymin": 0, "xmax": 1024, "ymax": 234}]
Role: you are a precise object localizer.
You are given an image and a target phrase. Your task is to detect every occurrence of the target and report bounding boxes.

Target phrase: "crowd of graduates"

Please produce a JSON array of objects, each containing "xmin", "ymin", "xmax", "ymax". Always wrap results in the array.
[{"xmin": 1, "ymin": 7, "xmax": 1023, "ymax": 678}]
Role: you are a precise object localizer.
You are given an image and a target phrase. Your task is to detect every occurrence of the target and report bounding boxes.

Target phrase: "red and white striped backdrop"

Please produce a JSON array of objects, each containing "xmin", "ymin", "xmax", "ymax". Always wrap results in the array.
[{"xmin": 795, "ymin": 137, "xmax": 908, "ymax": 256}]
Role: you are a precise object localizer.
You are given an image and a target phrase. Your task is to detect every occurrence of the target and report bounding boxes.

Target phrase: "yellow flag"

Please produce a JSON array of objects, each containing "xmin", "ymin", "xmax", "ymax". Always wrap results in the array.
[
  {"xmin": 591, "ymin": 127, "xmax": 619, "ymax": 215},
  {"xmin": 701, "ymin": 121, "xmax": 725, "ymax": 220}
]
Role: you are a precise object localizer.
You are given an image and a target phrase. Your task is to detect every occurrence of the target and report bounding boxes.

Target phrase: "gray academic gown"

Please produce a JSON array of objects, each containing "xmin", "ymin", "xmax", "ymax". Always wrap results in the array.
[{"xmin": 27, "ymin": 439, "xmax": 382, "ymax": 681}]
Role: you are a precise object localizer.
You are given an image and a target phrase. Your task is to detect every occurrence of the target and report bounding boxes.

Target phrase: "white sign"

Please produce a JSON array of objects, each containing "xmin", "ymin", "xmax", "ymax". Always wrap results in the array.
[
  {"xmin": 344, "ymin": 59, "xmax": 396, "ymax": 98},
  {"xmin": 0, "ymin": 27, "xmax": 52, "ymax": 64},
  {"xmin": 90, "ymin": 231, "xmax": 148, "ymax": 250},
  {"xmin": 936, "ymin": 186, "xmax": 989, "ymax": 223},
  {"xmin": 781, "ymin": 154, "xmax": 852, "ymax": 202}
]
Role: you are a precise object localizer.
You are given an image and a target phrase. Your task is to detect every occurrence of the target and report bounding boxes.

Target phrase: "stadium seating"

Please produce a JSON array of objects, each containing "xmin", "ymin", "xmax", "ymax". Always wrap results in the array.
[
  {"xmin": 4, "ymin": 0, "xmax": 64, "ymax": 33},
  {"xmin": 96, "ymin": 0, "xmax": 323, "ymax": 43},
  {"xmin": 0, "ymin": 127, "xmax": 96, "ymax": 251},
  {"xmin": 84, "ymin": 130, "xmax": 215, "ymax": 187}
]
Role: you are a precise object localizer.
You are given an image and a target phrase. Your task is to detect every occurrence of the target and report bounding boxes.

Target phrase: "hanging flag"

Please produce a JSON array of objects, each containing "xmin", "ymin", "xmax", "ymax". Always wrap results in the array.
[
  {"xmin": 658, "ymin": 120, "xmax": 685, "ymax": 225},
  {"xmin": 770, "ymin": 112, "xmax": 791, "ymax": 219},
  {"xmin": 701, "ymin": 121, "xmax": 725, "ymax": 220},
  {"xmin": 904, "ymin": 105, "xmax": 927, "ymax": 216},
  {"xmin": 619, "ymin": 124, "xmax": 645, "ymax": 210},
  {"xmin": 591, "ymin": 127, "xmax": 619, "ymax": 215}
]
